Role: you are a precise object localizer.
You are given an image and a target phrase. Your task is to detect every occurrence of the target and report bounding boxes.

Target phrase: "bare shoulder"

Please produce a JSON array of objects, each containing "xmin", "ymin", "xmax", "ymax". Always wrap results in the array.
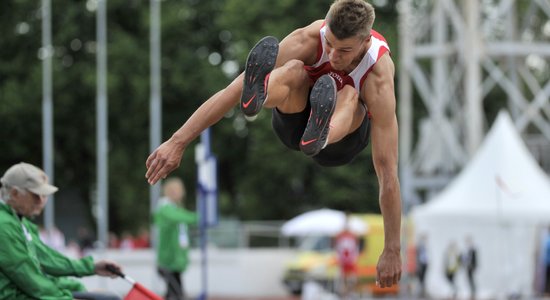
[
  {"xmin": 370, "ymin": 53, "xmax": 395, "ymax": 84},
  {"xmin": 362, "ymin": 52, "xmax": 396, "ymax": 116},
  {"xmin": 278, "ymin": 20, "xmax": 324, "ymax": 65},
  {"xmin": 303, "ymin": 20, "xmax": 325, "ymax": 38}
]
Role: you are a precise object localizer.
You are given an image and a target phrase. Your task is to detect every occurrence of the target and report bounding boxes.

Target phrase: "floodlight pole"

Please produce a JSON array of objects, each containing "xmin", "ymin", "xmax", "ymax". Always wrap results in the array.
[
  {"xmin": 149, "ymin": 0, "xmax": 162, "ymax": 248},
  {"xmin": 198, "ymin": 129, "xmax": 210, "ymax": 300},
  {"xmin": 464, "ymin": 0, "xmax": 483, "ymax": 155},
  {"xmin": 41, "ymin": 0, "xmax": 55, "ymax": 232},
  {"xmin": 398, "ymin": 0, "xmax": 550, "ymax": 206},
  {"xmin": 96, "ymin": 0, "xmax": 109, "ymax": 250}
]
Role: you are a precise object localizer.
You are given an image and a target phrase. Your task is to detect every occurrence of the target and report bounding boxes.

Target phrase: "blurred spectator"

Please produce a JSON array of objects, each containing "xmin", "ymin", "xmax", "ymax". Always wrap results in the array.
[
  {"xmin": 0, "ymin": 162, "xmax": 122, "ymax": 300},
  {"xmin": 108, "ymin": 232, "xmax": 120, "ymax": 249},
  {"xmin": 133, "ymin": 227, "xmax": 151, "ymax": 248},
  {"xmin": 462, "ymin": 235, "xmax": 478, "ymax": 300},
  {"xmin": 154, "ymin": 177, "xmax": 198, "ymax": 300},
  {"xmin": 77, "ymin": 226, "xmax": 95, "ymax": 256},
  {"xmin": 444, "ymin": 241, "xmax": 460, "ymax": 299},
  {"xmin": 545, "ymin": 228, "xmax": 550, "ymax": 295},
  {"xmin": 39, "ymin": 225, "xmax": 66, "ymax": 252},
  {"xmin": 334, "ymin": 213, "xmax": 360, "ymax": 298},
  {"xmin": 416, "ymin": 233, "xmax": 429, "ymax": 298},
  {"xmin": 119, "ymin": 232, "xmax": 135, "ymax": 250},
  {"xmin": 65, "ymin": 240, "xmax": 82, "ymax": 259},
  {"xmin": 405, "ymin": 241, "xmax": 417, "ymax": 296}
]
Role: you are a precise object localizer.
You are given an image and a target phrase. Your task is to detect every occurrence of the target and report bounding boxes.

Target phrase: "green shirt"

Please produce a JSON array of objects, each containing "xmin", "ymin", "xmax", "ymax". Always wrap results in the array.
[
  {"xmin": 153, "ymin": 199, "xmax": 198, "ymax": 272},
  {"xmin": 0, "ymin": 202, "xmax": 95, "ymax": 300}
]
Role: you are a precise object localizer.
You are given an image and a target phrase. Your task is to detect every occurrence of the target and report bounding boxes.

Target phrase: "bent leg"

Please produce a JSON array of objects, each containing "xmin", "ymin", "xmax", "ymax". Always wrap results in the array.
[
  {"xmin": 241, "ymin": 36, "xmax": 279, "ymax": 116},
  {"xmin": 264, "ymin": 59, "xmax": 310, "ymax": 114},
  {"xmin": 299, "ymin": 75, "xmax": 337, "ymax": 156},
  {"xmin": 327, "ymin": 85, "xmax": 366, "ymax": 145}
]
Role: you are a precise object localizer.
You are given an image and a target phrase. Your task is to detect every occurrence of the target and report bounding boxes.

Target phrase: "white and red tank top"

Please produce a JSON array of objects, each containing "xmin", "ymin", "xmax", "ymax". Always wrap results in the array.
[{"xmin": 304, "ymin": 23, "xmax": 390, "ymax": 96}]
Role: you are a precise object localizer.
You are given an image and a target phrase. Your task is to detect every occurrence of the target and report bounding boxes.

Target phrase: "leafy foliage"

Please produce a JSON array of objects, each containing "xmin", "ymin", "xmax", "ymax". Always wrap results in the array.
[{"xmin": 0, "ymin": 0, "xmax": 397, "ymax": 236}]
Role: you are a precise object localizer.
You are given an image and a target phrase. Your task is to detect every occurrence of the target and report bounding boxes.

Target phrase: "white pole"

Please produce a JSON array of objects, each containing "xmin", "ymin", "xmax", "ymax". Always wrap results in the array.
[
  {"xmin": 398, "ymin": 0, "xmax": 413, "ymax": 295},
  {"xmin": 149, "ymin": 0, "xmax": 162, "ymax": 247},
  {"xmin": 41, "ymin": 0, "xmax": 55, "ymax": 232},
  {"xmin": 96, "ymin": 0, "xmax": 109, "ymax": 249},
  {"xmin": 464, "ymin": 0, "xmax": 483, "ymax": 155}
]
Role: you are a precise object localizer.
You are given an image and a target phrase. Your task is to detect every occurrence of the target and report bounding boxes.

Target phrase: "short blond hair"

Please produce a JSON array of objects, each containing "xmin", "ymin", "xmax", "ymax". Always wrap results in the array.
[
  {"xmin": 326, "ymin": 0, "xmax": 375, "ymax": 40},
  {"xmin": 163, "ymin": 177, "xmax": 186, "ymax": 203}
]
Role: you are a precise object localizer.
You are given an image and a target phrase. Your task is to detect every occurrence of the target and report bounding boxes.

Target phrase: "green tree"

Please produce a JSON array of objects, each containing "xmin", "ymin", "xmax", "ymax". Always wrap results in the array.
[{"xmin": 0, "ymin": 0, "xmax": 400, "ymax": 237}]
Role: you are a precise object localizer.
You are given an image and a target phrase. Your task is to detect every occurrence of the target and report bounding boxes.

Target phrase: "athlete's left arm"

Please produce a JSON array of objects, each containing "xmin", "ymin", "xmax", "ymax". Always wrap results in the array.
[{"xmin": 361, "ymin": 52, "xmax": 402, "ymax": 288}]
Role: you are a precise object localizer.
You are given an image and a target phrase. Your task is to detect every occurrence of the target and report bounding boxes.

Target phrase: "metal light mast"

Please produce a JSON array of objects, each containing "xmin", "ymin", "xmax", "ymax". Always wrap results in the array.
[{"xmin": 399, "ymin": 0, "xmax": 550, "ymax": 208}]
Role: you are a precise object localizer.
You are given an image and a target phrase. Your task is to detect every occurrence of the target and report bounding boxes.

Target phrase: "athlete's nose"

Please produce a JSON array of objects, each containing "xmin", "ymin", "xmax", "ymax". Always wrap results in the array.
[
  {"xmin": 329, "ymin": 48, "xmax": 342, "ymax": 62},
  {"xmin": 328, "ymin": 50, "xmax": 336, "ymax": 62}
]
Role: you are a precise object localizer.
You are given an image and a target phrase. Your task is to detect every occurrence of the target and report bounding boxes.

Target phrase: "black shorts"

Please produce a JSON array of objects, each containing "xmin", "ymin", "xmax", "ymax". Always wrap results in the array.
[{"xmin": 271, "ymin": 101, "xmax": 371, "ymax": 167}]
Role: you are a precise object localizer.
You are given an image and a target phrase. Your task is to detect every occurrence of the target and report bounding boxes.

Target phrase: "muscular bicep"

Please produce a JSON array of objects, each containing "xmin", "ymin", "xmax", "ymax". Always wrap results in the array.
[{"xmin": 362, "ymin": 54, "xmax": 398, "ymax": 182}]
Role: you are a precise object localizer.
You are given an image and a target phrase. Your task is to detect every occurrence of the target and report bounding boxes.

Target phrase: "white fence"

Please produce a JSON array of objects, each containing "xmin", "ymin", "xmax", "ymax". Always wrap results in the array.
[{"xmin": 80, "ymin": 248, "xmax": 298, "ymax": 298}]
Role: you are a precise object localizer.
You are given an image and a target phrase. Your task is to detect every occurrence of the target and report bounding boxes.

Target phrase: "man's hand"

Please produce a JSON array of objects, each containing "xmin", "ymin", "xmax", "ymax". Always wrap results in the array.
[
  {"xmin": 145, "ymin": 139, "xmax": 185, "ymax": 185},
  {"xmin": 94, "ymin": 260, "xmax": 122, "ymax": 278},
  {"xmin": 376, "ymin": 248, "xmax": 402, "ymax": 288}
]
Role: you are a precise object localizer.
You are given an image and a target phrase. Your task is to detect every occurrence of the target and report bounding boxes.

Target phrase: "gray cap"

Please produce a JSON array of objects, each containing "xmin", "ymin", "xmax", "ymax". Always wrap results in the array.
[{"xmin": 1, "ymin": 162, "xmax": 58, "ymax": 196}]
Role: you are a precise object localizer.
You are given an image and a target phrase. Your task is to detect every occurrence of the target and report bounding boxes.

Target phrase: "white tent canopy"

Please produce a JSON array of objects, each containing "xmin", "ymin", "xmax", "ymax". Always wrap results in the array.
[{"xmin": 411, "ymin": 111, "xmax": 550, "ymax": 299}]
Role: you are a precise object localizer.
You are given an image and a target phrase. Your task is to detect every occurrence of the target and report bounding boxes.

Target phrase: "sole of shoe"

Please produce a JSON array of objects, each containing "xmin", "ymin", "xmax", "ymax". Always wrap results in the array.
[
  {"xmin": 240, "ymin": 36, "xmax": 279, "ymax": 116},
  {"xmin": 299, "ymin": 75, "xmax": 337, "ymax": 156}
]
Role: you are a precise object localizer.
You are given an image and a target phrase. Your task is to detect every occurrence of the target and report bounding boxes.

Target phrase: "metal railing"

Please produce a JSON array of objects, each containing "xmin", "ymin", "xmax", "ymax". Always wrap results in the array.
[{"xmin": 190, "ymin": 220, "xmax": 294, "ymax": 249}]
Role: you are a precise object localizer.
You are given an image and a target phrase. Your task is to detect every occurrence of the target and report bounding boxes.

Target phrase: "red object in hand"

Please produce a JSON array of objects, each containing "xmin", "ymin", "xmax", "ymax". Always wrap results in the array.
[{"xmin": 124, "ymin": 283, "xmax": 163, "ymax": 300}]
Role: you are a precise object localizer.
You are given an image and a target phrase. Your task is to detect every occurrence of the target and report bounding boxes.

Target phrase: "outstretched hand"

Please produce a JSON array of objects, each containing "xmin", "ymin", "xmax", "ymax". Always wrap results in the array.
[
  {"xmin": 145, "ymin": 139, "xmax": 185, "ymax": 185},
  {"xmin": 94, "ymin": 260, "xmax": 122, "ymax": 278},
  {"xmin": 376, "ymin": 248, "xmax": 402, "ymax": 288}
]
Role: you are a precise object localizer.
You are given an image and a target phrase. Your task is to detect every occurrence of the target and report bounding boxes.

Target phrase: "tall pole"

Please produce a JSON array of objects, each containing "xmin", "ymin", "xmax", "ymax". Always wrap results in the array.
[
  {"xmin": 198, "ymin": 129, "xmax": 211, "ymax": 300},
  {"xmin": 96, "ymin": 0, "xmax": 109, "ymax": 249},
  {"xmin": 41, "ymin": 0, "xmax": 55, "ymax": 231},
  {"xmin": 398, "ymin": 0, "xmax": 413, "ymax": 293},
  {"xmin": 149, "ymin": 0, "xmax": 162, "ymax": 246},
  {"xmin": 464, "ymin": 0, "xmax": 483, "ymax": 155}
]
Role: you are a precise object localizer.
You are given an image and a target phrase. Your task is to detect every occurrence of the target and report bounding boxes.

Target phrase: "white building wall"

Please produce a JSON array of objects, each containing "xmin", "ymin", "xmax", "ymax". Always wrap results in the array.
[{"xmin": 80, "ymin": 248, "xmax": 298, "ymax": 298}]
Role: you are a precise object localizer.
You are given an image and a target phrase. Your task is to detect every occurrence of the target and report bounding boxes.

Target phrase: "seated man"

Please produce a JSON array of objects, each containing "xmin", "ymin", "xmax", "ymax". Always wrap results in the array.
[{"xmin": 0, "ymin": 162, "xmax": 122, "ymax": 300}]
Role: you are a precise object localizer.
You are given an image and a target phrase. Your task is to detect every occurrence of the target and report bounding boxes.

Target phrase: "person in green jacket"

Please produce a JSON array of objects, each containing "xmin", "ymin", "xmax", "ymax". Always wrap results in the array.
[
  {"xmin": 0, "ymin": 162, "xmax": 123, "ymax": 300},
  {"xmin": 154, "ymin": 177, "xmax": 198, "ymax": 300}
]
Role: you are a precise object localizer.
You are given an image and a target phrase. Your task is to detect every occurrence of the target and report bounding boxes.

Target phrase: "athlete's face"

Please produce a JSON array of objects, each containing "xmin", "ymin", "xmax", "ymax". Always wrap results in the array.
[{"xmin": 324, "ymin": 28, "xmax": 369, "ymax": 71}]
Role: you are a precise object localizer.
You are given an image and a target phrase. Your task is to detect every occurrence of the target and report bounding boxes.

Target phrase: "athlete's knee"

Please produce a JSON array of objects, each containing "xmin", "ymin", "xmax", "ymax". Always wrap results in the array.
[
  {"xmin": 271, "ymin": 60, "xmax": 305, "ymax": 86},
  {"xmin": 337, "ymin": 85, "xmax": 359, "ymax": 107},
  {"xmin": 283, "ymin": 59, "xmax": 305, "ymax": 71},
  {"xmin": 338, "ymin": 85, "xmax": 359, "ymax": 103},
  {"xmin": 282, "ymin": 60, "xmax": 307, "ymax": 82}
]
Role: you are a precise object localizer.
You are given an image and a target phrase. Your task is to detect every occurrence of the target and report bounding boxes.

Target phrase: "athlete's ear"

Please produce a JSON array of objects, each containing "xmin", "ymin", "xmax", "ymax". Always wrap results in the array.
[{"xmin": 365, "ymin": 34, "xmax": 372, "ymax": 43}]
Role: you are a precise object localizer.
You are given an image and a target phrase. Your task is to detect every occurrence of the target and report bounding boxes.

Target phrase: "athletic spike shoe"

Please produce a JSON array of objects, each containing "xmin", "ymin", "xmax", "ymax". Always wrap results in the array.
[
  {"xmin": 299, "ymin": 74, "xmax": 337, "ymax": 157},
  {"xmin": 240, "ymin": 36, "xmax": 279, "ymax": 116}
]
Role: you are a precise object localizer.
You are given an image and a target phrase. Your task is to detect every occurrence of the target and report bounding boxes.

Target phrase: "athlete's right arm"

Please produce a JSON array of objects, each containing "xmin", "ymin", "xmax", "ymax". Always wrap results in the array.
[
  {"xmin": 145, "ymin": 20, "xmax": 324, "ymax": 185},
  {"xmin": 145, "ymin": 77, "xmax": 243, "ymax": 185}
]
